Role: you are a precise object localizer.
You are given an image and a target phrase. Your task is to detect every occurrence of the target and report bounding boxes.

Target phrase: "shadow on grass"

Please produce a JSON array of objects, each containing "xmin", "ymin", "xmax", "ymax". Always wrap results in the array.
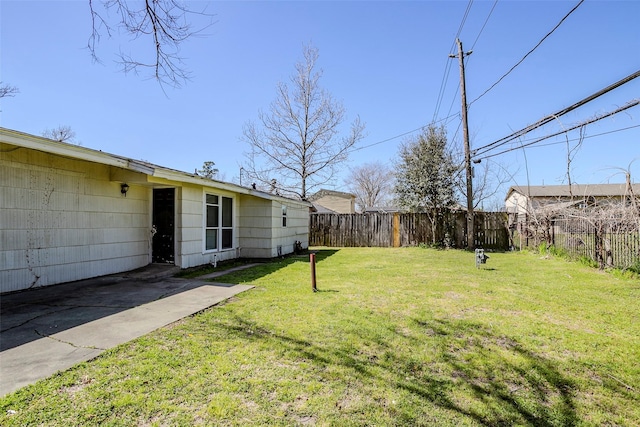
[
  {"xmin": 211, "ymin": 249, "xmax": 340, "ymax": 284},
  {"xmin": 218, "ymin": 314, "xmax": 578, "ymax": 426},
  {"xmin": 407, "ymin": 318, "xmax": 577, "ymax": 426}
]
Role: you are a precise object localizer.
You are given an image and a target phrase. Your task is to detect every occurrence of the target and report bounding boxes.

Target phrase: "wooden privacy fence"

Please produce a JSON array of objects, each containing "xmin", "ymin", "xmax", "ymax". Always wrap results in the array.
[{"xmin": 309, "ymin": 211, "xmax": 510, "ymax": 250}]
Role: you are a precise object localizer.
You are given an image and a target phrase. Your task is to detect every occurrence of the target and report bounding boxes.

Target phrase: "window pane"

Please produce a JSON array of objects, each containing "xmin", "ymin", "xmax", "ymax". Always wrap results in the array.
[
  {"xmin": 206, "ymin": 205, "xmax": 219, "ymax": 227},
  {"xmin": 222, "ymin": 197, "xmax": 233, "ymax": 227},
  {"xmin": 282, "ymin": 205, "xmax": 287, "ymax": 227},
  {"xmin": 205, "ymin": 229, "xmax": 218, "ymax": 250},
  {"xmin": 206, "ymin": 194, "xmax": 218, "ymax": 205},
  {"xmin": 222, "ymin": 229, "xmax": 232, "ymax": 249}
]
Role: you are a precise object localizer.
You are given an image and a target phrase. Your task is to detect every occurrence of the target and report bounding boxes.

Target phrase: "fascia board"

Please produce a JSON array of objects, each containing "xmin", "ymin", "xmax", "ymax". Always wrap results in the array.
[
  {"xmin": 1, "ymin": 127, "xmax": 158, "ymax": 177},
  {"xmin": 152, "ymin": 167, "xmax": 312, "ymax": 207},
  {"xmin": 1, "ymin": 128, "xmax": 131, "ymax": 169}
]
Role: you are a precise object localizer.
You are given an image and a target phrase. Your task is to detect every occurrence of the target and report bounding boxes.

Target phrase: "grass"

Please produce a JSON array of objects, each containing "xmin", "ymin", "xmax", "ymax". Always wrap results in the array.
[{"xmin": 1, "ymin": 248, "xmax": 638, "ymax": 426}]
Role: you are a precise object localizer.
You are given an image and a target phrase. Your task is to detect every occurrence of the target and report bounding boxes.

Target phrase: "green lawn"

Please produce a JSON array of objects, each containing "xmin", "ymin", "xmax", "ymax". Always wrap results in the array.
[{"xmin": 2, "ymin": 248, "xmax": 638, "ymax": 426}]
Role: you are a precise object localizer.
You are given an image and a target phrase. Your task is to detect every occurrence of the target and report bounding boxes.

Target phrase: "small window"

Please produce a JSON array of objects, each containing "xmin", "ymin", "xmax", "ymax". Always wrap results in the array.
[{"xmin": 282, "ymin": 205, "xmax": 287, "ymax": 227}]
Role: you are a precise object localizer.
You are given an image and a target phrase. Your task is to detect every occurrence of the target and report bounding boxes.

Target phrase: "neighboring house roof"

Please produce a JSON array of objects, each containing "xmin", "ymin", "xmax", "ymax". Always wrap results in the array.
[
  {"xmin": 363, "ymin": 206, "xmax": 403, "ymax": 213},
  {"xmin": 310, "ymin": 203, "xmax": 337, "ymax": 214},
  {"xmin": 307, "ymin": 188, "xmax": 356, "ymax": 214},
  {"xmin": 505, "ymin": 183, "xmax": 640, "ymax": 201},
  {"xmin": 307, "ymin": 188, "xmax": 356, "ymax": 201},
  {"xmin": 0, "ymin": 127, "xmax": 311, "ymax": 207}
]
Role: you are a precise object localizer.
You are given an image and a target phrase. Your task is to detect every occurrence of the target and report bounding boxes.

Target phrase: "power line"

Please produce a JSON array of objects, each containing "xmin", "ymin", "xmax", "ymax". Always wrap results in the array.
[
  {"xmin": 349, "ymin": 126, "xmax": 426, "ymax": 153},
  {"xmin": 470, "ymin": 0, "xmax": 498, "ymax": 51},
  {"xmin": 514, "ymin": 124, "xmax": 640, "ymax": 150},
  {"xmin": 472, "ymin": 69, "xmax": 640, "ymax": 157},
  {"xmin": 441, "ymin": 1, "xmax": 499, "ymax": 123},
  {"xmin": 353, "ymin": 67, "xmax": 639, "ymax": 164},
  {"xmin": 475, "ymin": 99, "xmax": 639, "ymax": 160},
  {"xmin": 348, "ymin": 111, "xmax": 461, "ymax": 154},
  {"xmin": 455, "ymin": 0, "xmax": 474, "ymax": 40},
  {"xmin": 432, "ymin": 0, "xmax": 474, "ymax": 122},
  {"xmin": 468, "ymin": 0, "xmax": 584, "ymax": 108}
]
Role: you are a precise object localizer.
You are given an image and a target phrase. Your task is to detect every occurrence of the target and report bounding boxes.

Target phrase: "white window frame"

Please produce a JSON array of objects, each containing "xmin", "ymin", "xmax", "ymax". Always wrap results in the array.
[
  {"xmin": 204, "ymin": 193, "xmax": 234, "ymax": 252},
  {"xmin": 282, "ymin": 205, "xmax": 287, "ymax": 227}
]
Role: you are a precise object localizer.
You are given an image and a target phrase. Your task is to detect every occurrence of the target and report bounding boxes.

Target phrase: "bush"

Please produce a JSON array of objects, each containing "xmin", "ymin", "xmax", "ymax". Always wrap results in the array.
[
  {"xmin": 537, "ymin": 242, "xmax": 550, "ymax": 255},
  {"xmin": 626, "ymin": 261, "xmax": 640, "ymax": 275},
  {"xmin": 548, "ymin": 245, "xmax": 569, "ymax": 258},
  {"xmin": 537, "ymin": 243, "xmax": 569, "ymax": 259},
  {"xmin": 578, "ymin": 256, "xmax": 599, "ymax": 269}
]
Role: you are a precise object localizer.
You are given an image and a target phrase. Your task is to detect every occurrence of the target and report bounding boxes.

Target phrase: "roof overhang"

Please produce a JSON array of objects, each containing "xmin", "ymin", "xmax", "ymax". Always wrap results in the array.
[{"xmin": 0, "ymin": 127, "xmax": 312, "ymax": 208}]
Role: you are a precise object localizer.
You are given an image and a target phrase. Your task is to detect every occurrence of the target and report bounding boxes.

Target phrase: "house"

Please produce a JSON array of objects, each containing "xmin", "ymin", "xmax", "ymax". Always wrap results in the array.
[
  {"xmin": 505, "ymin": 183, "xmax": 640, "ymax": 216},
  {"xmin": 0, "ymin": 127, "xmax": 311, "ymax": 293},
  {"xmin": 308, "ymin": 189, "xmax": 356, "ymax": 214},
  {"xmin": 505, "ymin": 183, "xmax": 640, "ymax": 238}
]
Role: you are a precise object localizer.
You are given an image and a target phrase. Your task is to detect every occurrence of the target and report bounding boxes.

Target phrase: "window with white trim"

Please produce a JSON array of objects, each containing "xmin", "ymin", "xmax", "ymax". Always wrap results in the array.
[
  {"xmin": 282, "ymin": 205, "xmax": 287, "ymax": 227},
  {"xmin": 205, "ymin": 194, "xmax": 233, "ymax": 251}
]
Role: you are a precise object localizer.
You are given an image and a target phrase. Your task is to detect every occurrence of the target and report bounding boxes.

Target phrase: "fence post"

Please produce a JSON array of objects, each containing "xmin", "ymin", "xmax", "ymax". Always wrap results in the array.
[{"xmin": 393, "ymin": 213, "xmax": 401, "ymax": 247}]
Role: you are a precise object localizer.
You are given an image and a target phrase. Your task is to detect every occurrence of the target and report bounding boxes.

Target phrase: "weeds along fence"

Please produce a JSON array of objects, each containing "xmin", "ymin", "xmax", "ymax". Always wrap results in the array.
[
  {"xmin": 309, "ymin": 211, "xmax": 510, "ymax": 250},
  {"xmin": 551, "ymin": 217, "xmax": 640, "ymax": 269}
]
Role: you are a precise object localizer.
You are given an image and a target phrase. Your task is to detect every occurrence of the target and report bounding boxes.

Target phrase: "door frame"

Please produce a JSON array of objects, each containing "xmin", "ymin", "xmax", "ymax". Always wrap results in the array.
[{"xmin": 152, "ymin": 187, "xmax": 176, "ymax": 264}]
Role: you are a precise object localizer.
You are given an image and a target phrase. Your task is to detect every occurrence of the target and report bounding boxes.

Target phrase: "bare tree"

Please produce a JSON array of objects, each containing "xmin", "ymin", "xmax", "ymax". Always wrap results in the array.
[
  {"xmin": 460, "ymin": 159, "xmax": 513, "ymax": 210},
  {"xmin": 242, "ymin": 44, "xmax": 365, "ymax": 199},
  {"xmin": 87, "ymin": 0, "xmax": 212, "ymax": 87},
  {"xmin": 0, "ymin": 82, "xmax": 19, "ymax": 98},
  {"xmin": 42, "ymin": 126, "xmax": 77, "ymax": 143},
  {"xmin": 452, "ymin": 131, "xmax": 513, "ymax": 210},
  {"xmin": 346, "ymin": 161, "xmax": 394, "ymax": 212}
]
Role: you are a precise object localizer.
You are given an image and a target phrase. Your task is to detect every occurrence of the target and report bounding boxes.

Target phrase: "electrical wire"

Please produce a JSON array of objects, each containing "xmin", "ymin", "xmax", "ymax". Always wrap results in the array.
[
  {"xmin": 432, "ymin": 0, "xmax": 474, "ymax": 122},
  {"xmin": 440, "ymin": 0, "xmax": 498, "ymax": 124},
  {"xmin": 468, "ymin": 0, "xmax": 584, "ymax": 108},
  {"xmin": 470, "ymin": 0, "xmax": 498, "ymax": 51},
  {"xmin": 475, "ymin": 100, "xmax": 639, "ymax": 160},
  {"xmin": 442, "ymin": 1, "xmax": 498, "ymax": 149},
  {"xmin": 472, "ymin": 69, "xmax": 640, "ymax": 157},
  {"xmin": 513, "ymin": 124, "xmax": 640, "ymax": 150},
  {"xmin": 349, "ymin": 125, "xmax": 427, "ymax": 153},
  {"xmin": 347, "ymin": 111, "xmax": 461, "ymax": 155}
]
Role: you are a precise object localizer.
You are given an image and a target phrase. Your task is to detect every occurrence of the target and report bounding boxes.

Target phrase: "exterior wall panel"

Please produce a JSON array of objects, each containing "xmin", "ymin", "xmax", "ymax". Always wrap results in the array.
[{"xmin": 0, "ymin": 152, "xmax": 150, "ymax": 293}]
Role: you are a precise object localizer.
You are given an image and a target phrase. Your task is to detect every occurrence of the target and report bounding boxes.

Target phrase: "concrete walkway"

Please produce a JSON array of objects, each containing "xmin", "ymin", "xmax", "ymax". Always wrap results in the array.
[{"xmin": 0, "ymin": 265, "xmax": 255, "ymax": 396}]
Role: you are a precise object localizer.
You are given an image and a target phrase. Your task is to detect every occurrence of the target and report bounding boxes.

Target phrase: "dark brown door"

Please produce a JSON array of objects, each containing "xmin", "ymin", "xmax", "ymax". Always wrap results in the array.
[{"xmin": 152, "ymin": 188, "xmax": 175, "ymax": 264}]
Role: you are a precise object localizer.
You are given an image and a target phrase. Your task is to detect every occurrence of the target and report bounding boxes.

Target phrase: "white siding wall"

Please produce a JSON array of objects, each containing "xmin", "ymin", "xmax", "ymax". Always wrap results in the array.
[
  {"xmin": 313, "ymin": 194, "xmax": 354, "ymax": 213},
  {"xmin": 237, "ymin": 195, "xmax": 274, "ymax": 258},
  {"xmin": 505, "ymin": 192, "xmax": 530, "ymax": 215},
  {"xmin": 1, "ymin": 148, "xmax": 150, "ymax": 293},
  {"xmin": 272, "ymin": 200, "xmax": 309, "ymax": 256},
  {"xmin": 238, "ymin": 195, "xmax": 309, "ymax": 258}
]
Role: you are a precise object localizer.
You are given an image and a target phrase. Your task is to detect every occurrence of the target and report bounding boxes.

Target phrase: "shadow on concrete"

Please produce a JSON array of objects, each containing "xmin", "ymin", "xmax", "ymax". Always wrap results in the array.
[{"xmin": 0, "ymin": 265, "xmax": 200, "ymax": 352}]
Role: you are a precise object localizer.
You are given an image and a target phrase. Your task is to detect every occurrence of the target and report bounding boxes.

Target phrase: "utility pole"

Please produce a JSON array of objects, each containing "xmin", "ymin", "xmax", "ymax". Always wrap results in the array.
[{"xmin": 450, "ymin": 38, "xmax": 474, "ymax": 249}]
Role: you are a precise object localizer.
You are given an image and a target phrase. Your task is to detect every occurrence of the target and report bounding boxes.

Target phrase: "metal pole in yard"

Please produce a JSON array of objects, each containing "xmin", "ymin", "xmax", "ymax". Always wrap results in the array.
[{"xmin": 310, "ymin": 253, "xmax": 318, "ymax": 292}]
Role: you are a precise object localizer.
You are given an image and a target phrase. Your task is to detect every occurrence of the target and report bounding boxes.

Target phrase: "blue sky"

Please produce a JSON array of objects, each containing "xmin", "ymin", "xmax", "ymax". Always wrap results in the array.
[{"xmin": 1, "ymin": 1, "xmax": 638, "ymax": 206}]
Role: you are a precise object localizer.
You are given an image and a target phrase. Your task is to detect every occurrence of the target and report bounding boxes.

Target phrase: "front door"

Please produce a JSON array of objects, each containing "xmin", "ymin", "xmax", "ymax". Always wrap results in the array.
[{"xmin": 152, "ymin": 188, "xmax": 175, "ymax": 264}]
